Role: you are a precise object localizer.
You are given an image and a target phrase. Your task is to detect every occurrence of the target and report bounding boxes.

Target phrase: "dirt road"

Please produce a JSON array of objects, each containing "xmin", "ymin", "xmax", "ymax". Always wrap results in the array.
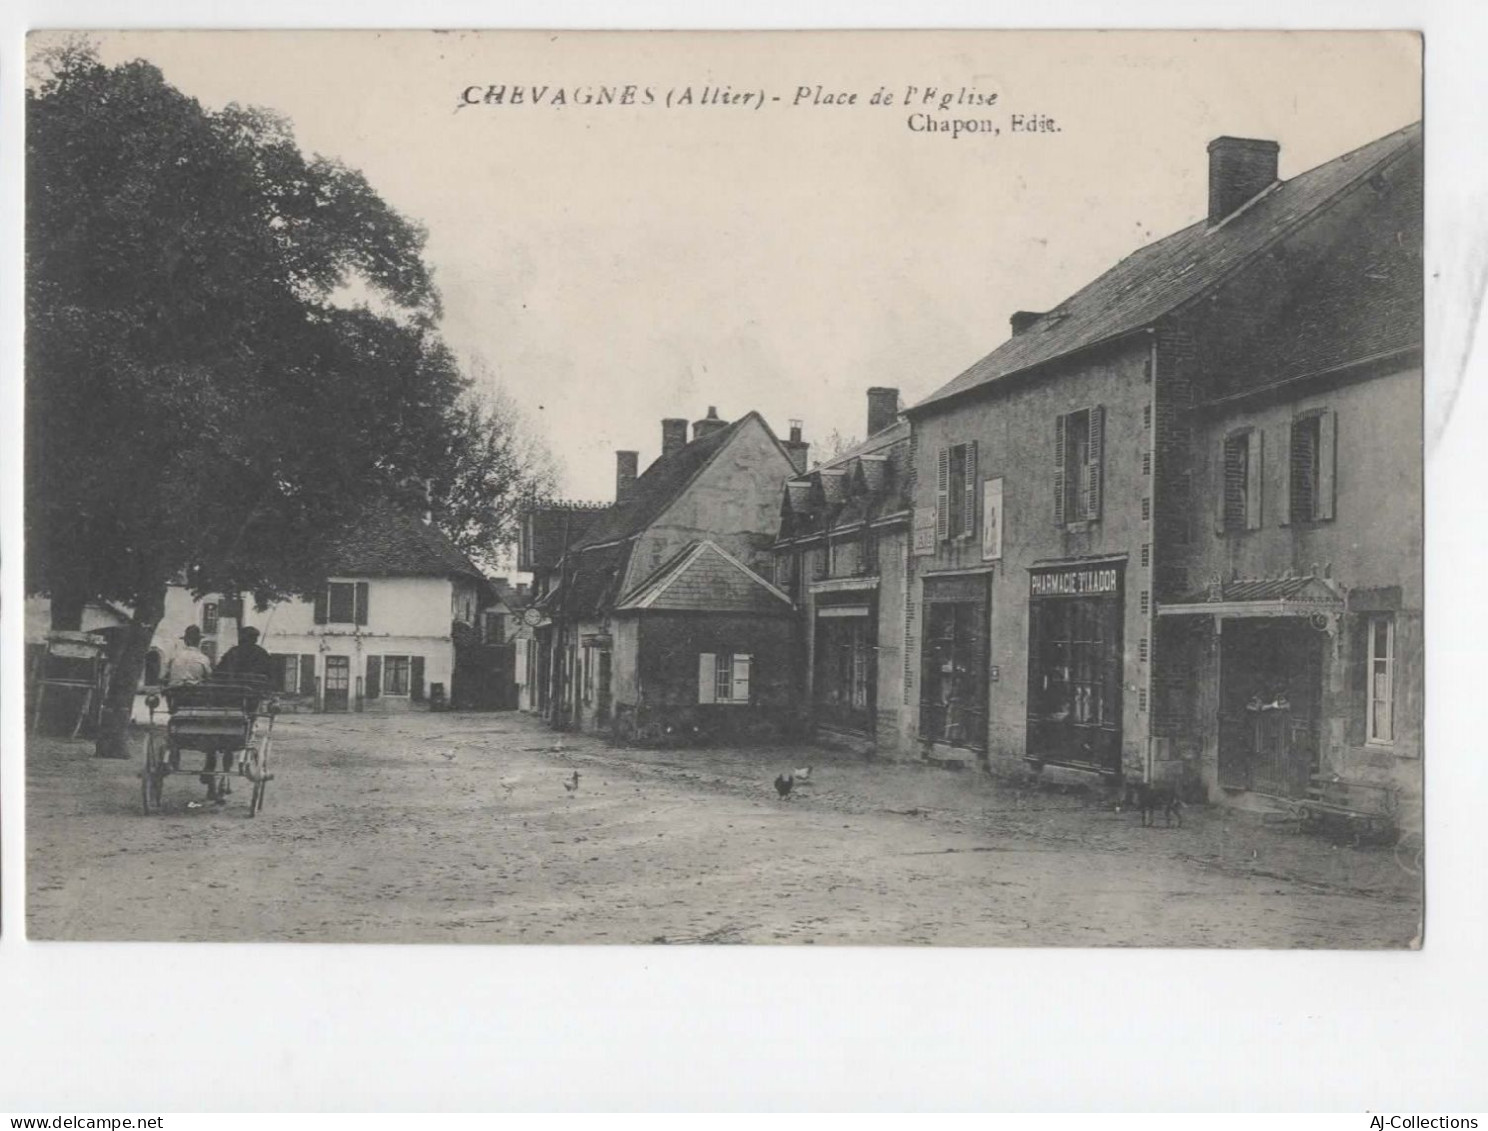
[{"xmin": 27, "ymin": 711, "xmax": 1422, "ymax": 946}]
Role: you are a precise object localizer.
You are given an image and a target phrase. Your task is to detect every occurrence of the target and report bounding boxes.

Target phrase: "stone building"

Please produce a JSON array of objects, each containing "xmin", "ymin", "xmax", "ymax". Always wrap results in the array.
[
  {"xmin": 773, "ymin": 388, "xmax": 913, "ymax": 753},
  {"xmin": 899, "ymin": 122, "xmax": 1422, "ymax": 828}
]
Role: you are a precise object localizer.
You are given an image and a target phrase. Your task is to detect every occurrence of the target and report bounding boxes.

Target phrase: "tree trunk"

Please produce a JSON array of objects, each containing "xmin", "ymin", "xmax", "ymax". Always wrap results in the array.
[{"xmin": 93, "ymin": 582, "xmax": 166, "ymax": 760}]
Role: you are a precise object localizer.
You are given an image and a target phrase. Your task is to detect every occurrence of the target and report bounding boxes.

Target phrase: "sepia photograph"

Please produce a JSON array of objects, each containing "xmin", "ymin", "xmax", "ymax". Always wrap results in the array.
[{"xmin": 22, "ymin": 28, "xmax": 1424, "ymax": 949}]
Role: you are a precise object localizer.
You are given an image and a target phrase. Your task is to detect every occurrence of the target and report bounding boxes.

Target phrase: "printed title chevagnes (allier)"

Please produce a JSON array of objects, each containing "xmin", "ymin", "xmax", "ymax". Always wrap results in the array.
[{"xmin": 454, "ymin": 83, "xmax": 1002, "ymax": 112}]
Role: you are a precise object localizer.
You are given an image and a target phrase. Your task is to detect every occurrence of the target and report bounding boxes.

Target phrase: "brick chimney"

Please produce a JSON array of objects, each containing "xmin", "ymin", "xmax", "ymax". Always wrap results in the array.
[
  {"xmin": 615, "ymin": 450, "xmax": 638, "ymax": 503},
  {"xmin": 661, "ymin": 418, "xmax": 688, "ymax": 458},
  {"xmin": 867, "ymin": 387, "xmax": 900, "ymax": 437},
  {"xmin": 1010, "ymin": 310, "xmax": 1044, "ymax": 335},
  {"xmin": 1207, "ymin": 136, "xmax": 1279, "ymax": 225},
  {"xmin": 692, "ymin": 406, "xmax": 728, "ymax": 442},
  {"xmin": 782, "ymin": 419, "xmax": 810, "ymax": 474}
]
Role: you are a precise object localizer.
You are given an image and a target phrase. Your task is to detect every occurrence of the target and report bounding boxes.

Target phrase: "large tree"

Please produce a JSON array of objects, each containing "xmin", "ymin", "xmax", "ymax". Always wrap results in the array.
[{"xmin": 26, "ymin": 42, "xmax": 508, "ymax": 757}]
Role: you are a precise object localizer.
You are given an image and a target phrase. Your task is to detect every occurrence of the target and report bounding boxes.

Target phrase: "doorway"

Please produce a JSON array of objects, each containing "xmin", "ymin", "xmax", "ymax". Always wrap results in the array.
[
  {"xmin": 1217, "ymin": 619, "xmax": 1323, "ymax": 798},
  {"xmin": 323, "ymin": 655, "xmax": 350, "ymax": 712}
]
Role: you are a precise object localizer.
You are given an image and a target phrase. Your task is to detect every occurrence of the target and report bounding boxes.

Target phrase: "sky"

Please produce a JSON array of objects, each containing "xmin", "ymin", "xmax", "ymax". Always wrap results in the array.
[{"xmin": 65, "ymin": 29, "xmax": 1422, "ymax": 505}]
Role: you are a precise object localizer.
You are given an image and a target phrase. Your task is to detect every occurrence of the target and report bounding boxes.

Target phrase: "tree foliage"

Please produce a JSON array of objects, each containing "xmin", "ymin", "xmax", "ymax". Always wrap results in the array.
[{"xmin": 26, "ymin": 42, "xmax": 551, "ymax": 753}]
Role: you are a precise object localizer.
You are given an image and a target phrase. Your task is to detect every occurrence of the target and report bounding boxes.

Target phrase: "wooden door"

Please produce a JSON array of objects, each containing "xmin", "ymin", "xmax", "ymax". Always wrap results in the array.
[{"xmin": 324, "ymin": 655, "xmax": 350, "ymax": 712}]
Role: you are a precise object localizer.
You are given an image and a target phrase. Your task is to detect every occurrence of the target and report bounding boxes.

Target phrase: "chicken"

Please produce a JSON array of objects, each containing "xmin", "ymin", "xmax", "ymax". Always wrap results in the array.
[
  {"xmin": 774, "ymin": 773, "xmax": 794, "ymax": 799},
  {"xmin": 792, "ymin": 765, "xmax": 813, "ymax": 784},
  {"xmin": 563, "ymin": 770, "xmax": 580, "ymax": 796}
]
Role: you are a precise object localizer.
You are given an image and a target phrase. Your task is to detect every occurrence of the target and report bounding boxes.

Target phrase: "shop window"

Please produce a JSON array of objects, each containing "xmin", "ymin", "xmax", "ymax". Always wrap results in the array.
[
  {"xmin": 1220, "ymin": 428, "xmax": 1263, "ymax": 532},
  {"xmin": 936, "ymin": 441, "xmax": 978, "ymax": 540},
  {"xmin": 1366, "ymin": 615, "xmax": 1394, "ymax": 744},
  {"xmin": 698, "ymin": 652, "xmax": 751, "ymax": 704},
  {"xmin": 919, "ymin": 579, "xmax": 988, "ymax": 750},
  {"xmin": 1287, "ymin": 411, "xmax": 1337, "ymax": 524},
  {"xmin": 1054, "ymin": 407, "xmax": 1104, "ymax": 525}
]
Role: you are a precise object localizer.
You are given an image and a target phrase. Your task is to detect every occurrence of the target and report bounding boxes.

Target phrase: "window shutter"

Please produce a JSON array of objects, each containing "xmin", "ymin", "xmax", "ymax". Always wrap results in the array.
[
  {"xmin": 697, "ymin": 652, "xmax": 717, "ymax": 704},
  {"xmin": 366, "ymin": 655, "xmax": 382, "ymax": 699},
  {"xmin": 355, "ymin": 582, "xmax": 370, "ymax": 626},
  {"xmin": 269, "ymin": 654, "xmax": 287, "ymax": 693},
  {"xmin": 410, "ymin": 655, "xmax": 425, "ymax": 701},
  {"xmin": 1276, "ymin": 422, "xmax": 1292, "ymax": 527},
  {"xmin": 1084, "ymin": 406, "xmax": 1104, "ymax": 520},
  {"xmin": 312, "ymin": 589, "xmax": 327, "ymax": 625},
  {"xmin": 935, "ymin": 448, "xmax": 950, "ymax": 541},
  {"xmin": 1245, "ymin": 428, "xmax": 1264, "ymax": 530},
  {"xmin": 1218, "ymin": 436, "xmax": 1242, "ymax": 534},
  {"xmin": 1317, "ymin": 410, "xmax": 1337, "ymax": 521},
  {"xmin": 298, "ymin": 655, "xmax": 316, "ymax": 696},
  {"xmin": 732, "ymin": 653, "xmax": 752, "ymax": 703},
  {"xmin": 962, "ymin": 441, "xmax": 978, "ymax": 537},
  {"xmin": 1053, "ymin": 413, "xmax": 1068, "ymax": 526}
]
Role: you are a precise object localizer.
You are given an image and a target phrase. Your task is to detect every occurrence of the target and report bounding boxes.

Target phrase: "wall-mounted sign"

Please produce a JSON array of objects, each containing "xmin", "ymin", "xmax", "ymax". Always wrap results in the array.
[
  {"xmin": 982, "ymin": 476, "xmax": 1004, "ymax": 562},
  {"xmin": 912, "ymin": 507, "xmax": 937, "ymax": 556},
  {"xmin": 1029, "ymin": 565, "xmax": 1122, "ymax": 599}
]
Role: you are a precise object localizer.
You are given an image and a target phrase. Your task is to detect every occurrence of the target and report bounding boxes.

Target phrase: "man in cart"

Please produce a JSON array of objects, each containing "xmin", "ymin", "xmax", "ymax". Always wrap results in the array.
[{"xmin": 217, "ymin": 626, "xmax": 273, "ymax": 683}]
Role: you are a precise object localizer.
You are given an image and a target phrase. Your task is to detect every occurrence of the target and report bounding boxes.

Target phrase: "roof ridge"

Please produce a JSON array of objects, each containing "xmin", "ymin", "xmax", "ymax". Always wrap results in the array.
[{"xmin": 908, "ymin": 122, "xmax": 1421, "ymax": 414}]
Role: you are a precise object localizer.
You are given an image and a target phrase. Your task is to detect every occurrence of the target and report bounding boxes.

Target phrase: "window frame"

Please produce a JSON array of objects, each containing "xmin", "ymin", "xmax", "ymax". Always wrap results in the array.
[
  {"xmin": 1365, "ymin": 615, "xmax": 1395, "ymax": 746},
  {"xmin": 383, "ymin": 654, "xmax": 413, "ymax": 697},
  {"xmin": 937, "ymin": 441, "xmax": 979, "ymax": 542},
  {"xmin": 1219, "ymin": 426, "xmax": 1263, "ymax": 534},
  {"xmin": 201, "ymin": 602, "xmax": 219, "ymax": 634},
  {"xmin": 1055, "ymin": 406, "xmax": 1104, "ymax": 527},
  {"xmin": 698, "ymin": 651, "xmax": 752, "ymax": 705}
]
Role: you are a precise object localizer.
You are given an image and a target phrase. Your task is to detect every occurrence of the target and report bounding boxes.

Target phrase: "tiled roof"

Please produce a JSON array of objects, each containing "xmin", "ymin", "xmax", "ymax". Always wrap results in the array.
[
  {"xmin": 327, "ymin": 500, "xmax": 486, "ymax": 582},
  {"xmin": 778, "ymin": 418, "xmax": 912, "ymax": 540},
  {"xmin": 616, "ymin": 540, "xmax": 794, "ymax": 615},
  {"xmin": 910, "ymin": 122, "xmax": 1422, "ymax": 414},
  {"xmin": 568, "ymin": 413, "xmax": 760, "ymax": 551},
  {"xmin": 559, "ymin": 543, "xmax": 633, "ymax": 620}
]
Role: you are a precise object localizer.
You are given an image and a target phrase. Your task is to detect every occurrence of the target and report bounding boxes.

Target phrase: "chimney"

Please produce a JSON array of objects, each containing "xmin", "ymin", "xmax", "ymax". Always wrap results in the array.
[
  {"xmin": 866, "ymin": 387, "xmax": 900, "ymax": 437},
  {"xmin": 692, "ymin": 406, "xmax": 728, "ymax": 442},
  {"xmin": 782, "ymin": 419, "xmax": 810, "ymax": 474},
  {"xmin": 1010, "ymin": 310, "xmax": 1045, "ymax": 335},
  {"xmin": 1207, "ymin": 136, "xmax": 1279, "ymax": 225},
  {"xmin": 615, "ymin": 450, "xmax": 638, "ymax": 503},
  {"xmin": 661, "ymin": 418, "xmax": 688, "ymax": 458}
]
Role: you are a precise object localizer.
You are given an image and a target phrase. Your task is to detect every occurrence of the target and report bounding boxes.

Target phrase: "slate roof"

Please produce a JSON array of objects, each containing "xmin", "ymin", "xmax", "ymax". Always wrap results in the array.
[
  {"xmin": 910, "ymin": 122, "xmax": 1422, "ymax": 414},
  {"xmin": 326, "ymin": 500, "xmax": 486, "ymax": 582},
  {"xmin": 615, "ymin": 540, "xmax": 794, "ymax": 615},
  {"xmin": 522, "ymin": 502, "xmax": 611, "ymax": 572},
  {"xmin": 777, "ymin": 418, "xmax": 912, "ymax": 540},
  {"xmin": 569, "ymin": 413, "xmax": 763, "ymax": 551}
]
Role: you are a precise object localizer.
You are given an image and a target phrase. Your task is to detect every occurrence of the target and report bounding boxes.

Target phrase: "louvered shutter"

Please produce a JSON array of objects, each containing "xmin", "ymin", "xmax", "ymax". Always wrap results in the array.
[
  {"xmin": 936, "ymin": 448, "xmax": 950, "ymax": 541},
  {"xmin": 962, "ymin": 441, "xmax": 978, "ymax": 537},
  {"xmin": 410, "ymin": 656, "xmax": 425, "ymax": 701},
  {"xmin": 1317, "ymin": 410, "xmax": 1337, "ymax": 521},
  {"xmin": 1276, "ymin": 422, "xmax": 1292, "ymax": 526},
  {"xmin": 1245, "ymin": 428, "xmax": 1264, "ymax": 530},
  {"xmin": 698, "ymin": 652, "xmax": 717, "ymax": 704},
  {"xmin": 1084, "ymin": 406, "xmax": 1104, "ymax": 520},
  {"xmin": 298, "ymin": 655, "xmax": 316, "ymax": 696},
  {"xmin": 732, "ymin": 654, "xmax": 752, "ymax": 703},
  {"xmin": 312, "ymin": 589, "xmax": 327, "ymax": 625},
  {"xmin": 355, "ymin": 581, "xmax": 370, "ymax": 626},
  {"xmin": 1053, "ymin": 414, "xmax": 1068, "ymax": 526},
  {"xmin": 365, "ymin": 655, "xmax": 382, "ymax": 699}
]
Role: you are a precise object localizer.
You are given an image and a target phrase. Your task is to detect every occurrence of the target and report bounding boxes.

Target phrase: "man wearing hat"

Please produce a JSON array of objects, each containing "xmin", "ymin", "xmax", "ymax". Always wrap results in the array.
[
  {"xmin": 217, "ymin": 625, "xmax": 274, "ymax": 683},
  {"xmin": 163, "ymin": 624, "xmax": 213, "ymax": 686}
]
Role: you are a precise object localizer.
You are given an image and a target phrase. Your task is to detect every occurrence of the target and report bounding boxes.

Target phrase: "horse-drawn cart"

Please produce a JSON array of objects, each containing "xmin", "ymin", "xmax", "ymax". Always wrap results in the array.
[{"xmin": 141, "ymin": 674, "xmax": 276, "ymax": 816}]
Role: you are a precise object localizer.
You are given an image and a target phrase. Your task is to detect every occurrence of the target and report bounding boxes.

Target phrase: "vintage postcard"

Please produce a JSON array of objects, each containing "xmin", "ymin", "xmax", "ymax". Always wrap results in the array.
[{"xmin": 23, "ymin": 28, "xmax": 1423, "ymax": 946}]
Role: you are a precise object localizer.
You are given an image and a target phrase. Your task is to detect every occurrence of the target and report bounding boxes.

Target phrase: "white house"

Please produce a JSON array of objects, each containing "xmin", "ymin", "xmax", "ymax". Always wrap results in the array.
[{"xmin": 149, "ymin": 502, "xmax": 491, "ymax": 712}]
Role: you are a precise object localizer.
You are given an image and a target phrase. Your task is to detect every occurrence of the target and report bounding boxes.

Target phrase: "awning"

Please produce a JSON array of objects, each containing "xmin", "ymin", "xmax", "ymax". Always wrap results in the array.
[{"xmin": 1158, "ymin": 575, "xmax": 1344, "ymax": 619}]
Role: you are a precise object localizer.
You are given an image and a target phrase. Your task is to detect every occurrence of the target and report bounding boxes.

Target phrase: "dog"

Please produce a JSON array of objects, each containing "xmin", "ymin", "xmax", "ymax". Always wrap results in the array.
[{"xmin": 1117, "ymin": 780, "xmax": 1183, "ymax": 828}]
